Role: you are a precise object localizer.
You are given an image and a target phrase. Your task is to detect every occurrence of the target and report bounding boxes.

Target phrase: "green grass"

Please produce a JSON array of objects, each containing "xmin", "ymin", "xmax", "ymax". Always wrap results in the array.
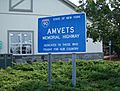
[{"xmin": 0, "ymin": 60, "xmax": 120, "ymax": 91}]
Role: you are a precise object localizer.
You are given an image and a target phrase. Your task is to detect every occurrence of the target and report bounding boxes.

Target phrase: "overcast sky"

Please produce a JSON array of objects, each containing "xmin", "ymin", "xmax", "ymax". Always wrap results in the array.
[
  {"xmin": 68, "ymin": 0, "xmax": 87, "ymax": 6},
  {"xmin": 68, "ymin": 0, "xmax": 80, "ymax": 6}
]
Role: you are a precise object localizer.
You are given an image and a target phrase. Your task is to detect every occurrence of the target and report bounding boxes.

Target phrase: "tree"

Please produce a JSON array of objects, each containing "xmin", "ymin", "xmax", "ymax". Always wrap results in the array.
[{"xmin": 78, "ymin": 0, "xmax": 120, "ymax": 56}]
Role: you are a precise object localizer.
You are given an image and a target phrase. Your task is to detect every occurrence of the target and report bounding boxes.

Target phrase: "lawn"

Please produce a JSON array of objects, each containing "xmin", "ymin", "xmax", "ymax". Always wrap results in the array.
[{"xmin": 0, "ymin": 60, "xmax": 120, "ymax": 91}]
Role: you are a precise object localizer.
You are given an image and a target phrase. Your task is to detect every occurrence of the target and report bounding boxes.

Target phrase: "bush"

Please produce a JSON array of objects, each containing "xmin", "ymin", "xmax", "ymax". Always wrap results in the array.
[{"xmin": 1, "ymin": 60, "xmax": 120, "ymax": 91}]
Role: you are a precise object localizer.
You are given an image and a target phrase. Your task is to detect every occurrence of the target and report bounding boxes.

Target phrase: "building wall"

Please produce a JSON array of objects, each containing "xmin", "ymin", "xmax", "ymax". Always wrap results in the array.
[
  {"xmin": 86, "ymin": 38, "xmax": 102, "ymax": 53},
  {"xmin": 0, "ymin": 0, "xmax": 76, "ymax": 15},
  {"xmin": 0, "ymin": 0, "xmax": 103, "ymax": 54}
]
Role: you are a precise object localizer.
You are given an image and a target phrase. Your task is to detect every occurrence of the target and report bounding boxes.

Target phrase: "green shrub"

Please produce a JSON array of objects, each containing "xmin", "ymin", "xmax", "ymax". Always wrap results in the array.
[{"xmin": 1, "ymin": 60, "xmax": 120, "ymax": 91}]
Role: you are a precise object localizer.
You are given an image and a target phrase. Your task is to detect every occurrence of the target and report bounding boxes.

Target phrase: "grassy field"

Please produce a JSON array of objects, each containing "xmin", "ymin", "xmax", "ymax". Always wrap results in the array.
[{"xmin": 0, "ymin": 60, "xmax": 120, "ymax": 91}]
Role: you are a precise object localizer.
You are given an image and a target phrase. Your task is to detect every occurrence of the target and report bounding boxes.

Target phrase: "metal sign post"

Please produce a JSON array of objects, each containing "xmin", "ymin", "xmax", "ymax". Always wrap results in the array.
[
  {"xmin": 109, "ymin": 41, "xmax": 112, "ymax": 60},
  {"xmin": 72, "ymin": 53, "xmax": 76, "ymax": 87},
  {"xmin": 48, "ymin": 53, "xmax": 52, "ymax": 84}
]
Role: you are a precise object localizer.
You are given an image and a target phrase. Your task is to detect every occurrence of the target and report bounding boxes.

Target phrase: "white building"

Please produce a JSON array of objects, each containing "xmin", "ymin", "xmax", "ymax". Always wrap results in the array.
[{"xmin": 0, "ymin": 0, "xmax": 103, "ymax": 60}]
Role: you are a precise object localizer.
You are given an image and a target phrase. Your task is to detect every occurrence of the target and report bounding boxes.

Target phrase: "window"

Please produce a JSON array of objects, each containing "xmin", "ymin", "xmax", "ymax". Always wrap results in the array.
[
  {"xmin": 9, "ymin": 0, "xmax": 33, "ymax": 12},
  {"xmin": 9, "ymin": 32, "xmax": 33, "ymax": 55}
]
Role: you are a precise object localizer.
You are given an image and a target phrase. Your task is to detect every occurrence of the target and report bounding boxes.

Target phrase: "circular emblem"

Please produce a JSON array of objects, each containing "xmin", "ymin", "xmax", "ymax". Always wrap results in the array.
[{"xmin": 41, "ymin": 19, "xmax": 50, "ymax": 28}]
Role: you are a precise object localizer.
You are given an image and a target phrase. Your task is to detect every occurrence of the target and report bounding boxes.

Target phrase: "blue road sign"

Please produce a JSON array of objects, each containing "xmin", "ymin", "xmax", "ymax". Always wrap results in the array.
[{"xmin": 38, "ymin": 12, "xmax": 86, "ymax": 53}]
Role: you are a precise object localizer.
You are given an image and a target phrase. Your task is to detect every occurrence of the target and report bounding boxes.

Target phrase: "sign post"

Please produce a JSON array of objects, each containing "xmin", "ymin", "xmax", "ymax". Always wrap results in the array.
[
  {"xmin": 109, "ymin": 41, "xmax": 112, "ymax": 60},
  {"xmin": 48, "ymin": 53, "xmax": 52, "ymax": 84},
  {"xmin": 72, "ymin": 53, "xmax": 76, "ymax": 87},
  {"xmin": 38, "ymin": 12, "xmax": 86, "ymax": 87}
]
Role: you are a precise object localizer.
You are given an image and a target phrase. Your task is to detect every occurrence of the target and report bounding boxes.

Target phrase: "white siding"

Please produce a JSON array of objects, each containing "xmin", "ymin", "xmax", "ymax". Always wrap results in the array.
[
  {"xmin": 86, "ymin": 38, "xmax": 103, "ymax": 53},
  {"xmin": 0, "ymin": 0, "xmax": 76, "ymax": 15}
]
